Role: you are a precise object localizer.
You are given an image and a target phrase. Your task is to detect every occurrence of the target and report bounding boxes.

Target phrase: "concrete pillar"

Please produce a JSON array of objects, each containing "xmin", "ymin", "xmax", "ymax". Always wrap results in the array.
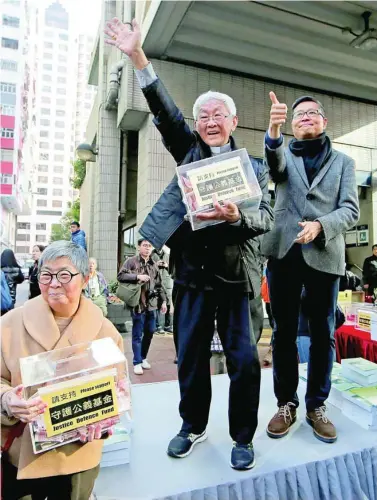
[{"xmin": 91, "ymin": 0, "xmax": 120, "ymax": 281}]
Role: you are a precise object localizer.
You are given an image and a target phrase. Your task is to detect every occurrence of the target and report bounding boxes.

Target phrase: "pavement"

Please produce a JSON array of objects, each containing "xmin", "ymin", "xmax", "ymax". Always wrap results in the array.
[{"xmin": 15, "ymin": 282, "xmax": 272, "ymax": 385}]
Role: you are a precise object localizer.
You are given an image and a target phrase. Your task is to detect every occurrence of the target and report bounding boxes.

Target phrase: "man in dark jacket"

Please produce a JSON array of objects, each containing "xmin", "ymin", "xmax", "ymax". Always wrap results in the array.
[
  {"xmin": 362, "ymin": 244, "xmax": 377, "ymax": 299},
  {"xmin": 118, "ymin": 239, "xmax": 167, "ymax": 376},
  {"xmin": 105, "ymin": 18, "xmax": 274, "ymax": 470}
]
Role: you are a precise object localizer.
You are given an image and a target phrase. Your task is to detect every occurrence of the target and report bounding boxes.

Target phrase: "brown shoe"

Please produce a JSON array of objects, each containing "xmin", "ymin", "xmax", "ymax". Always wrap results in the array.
[
  {"xmin": 266, "ymin": 403, "xmax": 297, "ymax": 438},
  {"xmin": 263, "ymin": 346, "xmax": 273, "ymax": 366},
  {"xmin": 306, "ymin": 407, "xmax": 337, "ymax": 443}
]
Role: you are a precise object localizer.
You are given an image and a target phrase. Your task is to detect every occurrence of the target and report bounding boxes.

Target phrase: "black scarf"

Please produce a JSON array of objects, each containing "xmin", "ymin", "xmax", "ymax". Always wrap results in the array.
[{"xmin": 289, "ymin": 132, "xmax": 332, "ymax": 185}]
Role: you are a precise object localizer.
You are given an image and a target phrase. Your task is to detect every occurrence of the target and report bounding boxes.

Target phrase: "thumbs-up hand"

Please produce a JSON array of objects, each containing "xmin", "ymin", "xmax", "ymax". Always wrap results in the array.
[{"xmin": 268, "ymin": 91, "xmax": 287, "ymax": 139}]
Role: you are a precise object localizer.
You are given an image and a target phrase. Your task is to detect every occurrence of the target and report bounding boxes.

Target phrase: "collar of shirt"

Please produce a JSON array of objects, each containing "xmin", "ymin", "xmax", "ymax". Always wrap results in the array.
[{"xmin": 210, "ymin": 143, "xmax": 231, "ymax": 156}]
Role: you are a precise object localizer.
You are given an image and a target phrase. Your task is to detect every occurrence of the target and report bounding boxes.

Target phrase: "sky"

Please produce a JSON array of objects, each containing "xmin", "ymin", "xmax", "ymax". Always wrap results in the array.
[{"xmin": 31, "ymin": 0, "xmax": 102, "ymax": 36}]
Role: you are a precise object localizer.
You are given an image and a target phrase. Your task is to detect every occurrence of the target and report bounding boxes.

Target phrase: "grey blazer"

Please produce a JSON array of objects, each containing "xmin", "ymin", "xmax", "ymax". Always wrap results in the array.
[{"xmin": 261, "ymin": 141, "xmax": 360, "ymax": 276}]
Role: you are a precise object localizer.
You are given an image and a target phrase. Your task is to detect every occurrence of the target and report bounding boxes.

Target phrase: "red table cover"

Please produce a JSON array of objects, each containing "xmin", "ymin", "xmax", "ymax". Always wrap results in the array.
[{"xmin": 335, "ymin": 324, "xmax": 377, "ymax": 363}]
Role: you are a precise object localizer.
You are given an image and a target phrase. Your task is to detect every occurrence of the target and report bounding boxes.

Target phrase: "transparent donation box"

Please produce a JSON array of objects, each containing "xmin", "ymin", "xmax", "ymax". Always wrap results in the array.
[
  {"xmin": 177, "ymin": 148, "xmax": 262, "ymax": 231},
  {"xmin": 20, "ymin": 338, "xmax": 130, "ymax": 454}
]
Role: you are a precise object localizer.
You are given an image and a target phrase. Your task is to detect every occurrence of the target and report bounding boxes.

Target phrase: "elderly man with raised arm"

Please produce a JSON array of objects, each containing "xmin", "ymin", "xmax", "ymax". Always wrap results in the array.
[
  {"xmin": 105, "ymin": 18, "xmax": 274, "ymax": 470},
  {"xmin": 262, "ymin": 92, "xmax": 359, "ymax": 444}
]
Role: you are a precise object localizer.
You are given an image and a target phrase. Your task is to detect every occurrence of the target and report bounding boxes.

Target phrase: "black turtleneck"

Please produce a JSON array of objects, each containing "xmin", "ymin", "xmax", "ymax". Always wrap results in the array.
[{"xmin": 289, "ymin": 132, "xmax": 332, "ymax": 185}]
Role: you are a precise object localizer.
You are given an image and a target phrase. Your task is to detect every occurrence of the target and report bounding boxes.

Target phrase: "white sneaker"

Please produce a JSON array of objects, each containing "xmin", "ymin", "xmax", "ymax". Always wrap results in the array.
[
  {"xmin": 133, "ymin": 364, "xmax": 143, "ymax": 375},
  {"xmin": 142, "ymin": 359, "xmax": 151, "ymax": 370}
]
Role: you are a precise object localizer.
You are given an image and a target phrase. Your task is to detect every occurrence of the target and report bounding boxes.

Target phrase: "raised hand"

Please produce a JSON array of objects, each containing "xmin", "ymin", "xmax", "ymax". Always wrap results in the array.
[
  {"xmin": 268, "ymin": 91, "xmax": 287, "ymax": 139},
  {"xmin": 104, "ymin": 18, "xmax": 148, "ymax": 69}
]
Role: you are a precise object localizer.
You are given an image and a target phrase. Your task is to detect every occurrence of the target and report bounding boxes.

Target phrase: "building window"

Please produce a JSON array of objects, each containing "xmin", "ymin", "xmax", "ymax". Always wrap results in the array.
[
  {"xmin": 55, "ymin": 131, "xmax": 64, "ymax": 139},
  {"xmin": 17, "ymin": 233, "xmax": 30, "ymax": 241},
  {"xmin": 17, "ymin": 222, "xmax": 30, "ymax": 230},
  {"xmin": 84, "ymin": 102, "xmax": 92, "ymax": 109},
  {"xmin": 0, "ymin": 82, "xmax": 16, "ymax": 93},
  {"xmin": 2, "ymin": 15, "xmax": 20, "ymax": 28},
  {"xmin": 36, "ymin": 234, "xmax": 46, "ymax": 242},
  {"xmin": 56, "ymin": 110, "xmax": 65, "ymax": 117},
  {"xmin": 1, "ymin": 128, "xmax": 14, "ymax": 138},
  {"xmin": 37, "ymin": 187, "xmax": 48, "ymax": 195},
  {"xmin": 45, "ymin": 30, "xmax": 53, "ymax": 37},
  {"xmin": 41, "ymin": 96, "xmax": 51, "ymax": 104},
  {"xmin": 40, "ymin": 119, "xmax": 50, "ymax": 126},
  {"xmin": 42, "ymin": 74, "xmax": 52, "ymax": 82},
  {"xmin": 43, "ymin": 63, "xmax": 52, "ymax": 71},
  {"xmin": 37, "ymin": 210, "xmax": 62, "ymax": 216},
  {"xmin": 59, "ymin": 33, "xmax": 68, "ymax": 41},
  {"xmin": 16, "ymin": 246, "xmax": 29, "ymax": 253},
  {"xmin": 57, "ymin": 66, "xmax": 66, "ymax": 73},
  {"xmin": 54, "ymin": 144, "xmax": 64, "ymax": 151},
  {"xmin": 54, "ymin": 154, "xmax": 64, "ymax": 162},
  {"xmin": 52, "ymin": 188, "xmax": 62, "ymax": 196},
  {"xmin": 40, "ymin": 131, "xmax": 49, "ymax": 138},
  {"xmin": 52, "ymin": 200, "xmax": 62, "ymax": 208},
  {"xmin": 38, "ymin": 176, "xmax": 48, "ymax": 184},
  {"xmin": 59, "ymin": 43, "xmax": 68, "ymax": 52},
  {"xmin": 42, "ymin": 85, "xmax": 51, "ymax": 93},
  {"xmin": 57, "ymin": 88, "xmax": 66, "ymax": 95},
  {"xmin": 36, "ymin": 223, "xmax": 47, "ymax": 230},
  {"xmin": 43, "ymin": 53, "xmax": 53, "ymax": 60},
  {"xmin": 41, "ymin": 108, "xmax": 50, "ymax": 115},
  {"xmin": 53, "ymin": 165, "xmax": 64, "ymax": 173},
  {"xmin": 1, "ymin": 104, "xmax": 15, "ymax": 115},
  {"xmin": 37, "ymin": 199, "xmax": 47, "ymax": 207},
  {"xmin": 38, "ymin": 165, "xmax": 48, "ymax": 172},
  {"xmin": 44, "ymin": 41, "xmax": 53, "ymax": 49},
  {"xmin": 53, "ymin": 177, "xmax": 63, "ymax": 185},
  {"xmin": 1, "ymin": 38, "xmax": 19, "ymax": 50},
  {"xmin": 55, "ymin": 121, "xmax": 64, "ymax": 128},
  {"xmin": 57, "ymin": 77, "xmax": 66, "ymax": 84},
  {"xmin": 58, "ymin": 55, "xmax": 67, "ymax": 62},
  {"xmin": 39, "ymin": 141, "xmax": 49, "ymax": 149},
  {"xmin": 0, "ymin": 59, "xmax": 17, "ymax": 71},
  {"xmin": 56, "ymin": 99, "xmax": 65, "ymax": 107},
  {"xmin": 1, "ymin": 149, "xmax": 13, "ymax": 161}
]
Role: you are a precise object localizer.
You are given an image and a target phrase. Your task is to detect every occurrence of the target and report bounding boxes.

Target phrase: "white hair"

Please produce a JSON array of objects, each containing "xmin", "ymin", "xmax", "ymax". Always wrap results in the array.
[
  {"xmin": 39, "ymin": 240, "xmax": 89, "ymax": 277},
  {"xmin": 193, "ymin": 91, "xmax": 237, "ymax": 120}
]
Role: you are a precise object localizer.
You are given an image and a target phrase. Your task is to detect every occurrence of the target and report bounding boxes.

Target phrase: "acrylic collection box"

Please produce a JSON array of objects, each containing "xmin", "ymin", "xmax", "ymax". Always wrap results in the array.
[
  {"xmin": 177, "ymin": 148, "xmax": 262, "ymax": 231},
  {"xmin": 19, "ymin": 338, "xmax": 130, "ymax": 454}
]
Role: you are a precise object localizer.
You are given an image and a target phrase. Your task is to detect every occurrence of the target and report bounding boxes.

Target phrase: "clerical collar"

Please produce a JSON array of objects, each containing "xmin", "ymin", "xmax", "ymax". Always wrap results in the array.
[{"xmin": 210, "ymin": 143, "xmax": 231, "ymax": 156}]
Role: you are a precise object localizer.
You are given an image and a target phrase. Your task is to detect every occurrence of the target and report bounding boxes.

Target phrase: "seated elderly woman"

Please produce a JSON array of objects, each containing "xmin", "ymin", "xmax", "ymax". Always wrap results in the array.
[{"xmin": 1, "ymin": 241, "xmax": 126, "ymax": 500}]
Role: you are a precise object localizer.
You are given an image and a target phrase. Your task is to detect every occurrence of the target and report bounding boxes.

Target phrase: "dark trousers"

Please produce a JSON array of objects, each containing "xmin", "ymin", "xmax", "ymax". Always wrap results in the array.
[
  {"xmin": 175, "ymin": 285, "xmax": 260, "ymax": 444},
  {"xmin": 267, "ymin": 245, "xmax": 339, "ymax": 411},
  {"xmin": 249, "ymin": 295, "xmax": 264, "ymax": 344},
  {"xmin": 131, "ymin": 310, "xmax": 157, "ymax": 365},
  {"xmin": 2, "ymin": 461, "xmax": 99, "ymax": 500}
]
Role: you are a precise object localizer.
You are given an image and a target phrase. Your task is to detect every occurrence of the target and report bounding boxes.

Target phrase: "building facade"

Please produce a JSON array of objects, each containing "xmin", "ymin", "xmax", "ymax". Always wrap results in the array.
[
  {"xmin": 0, "ymin": 0, "xmax": 33, "ymax": 254},
  {"xmin": 82, "ymin": 0, "xmax": 377, "ymax": 281},
  {"xmin": 15, "ymin": 1, "xmax": 96, "ymax": 259}
]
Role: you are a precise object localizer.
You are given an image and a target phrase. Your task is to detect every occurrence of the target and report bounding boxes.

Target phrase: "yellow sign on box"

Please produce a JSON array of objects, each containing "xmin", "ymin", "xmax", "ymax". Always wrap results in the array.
[
  {"xmin": 338, "ymin": 290, "xmax": 352, "ymax": 303},
  {"xmin": 39, "ymin": 371, "xmax": 119, "ymax": 437},
  {"xmin": 357, "ymin": 311, "xmax": 371, "ymax": 331}
]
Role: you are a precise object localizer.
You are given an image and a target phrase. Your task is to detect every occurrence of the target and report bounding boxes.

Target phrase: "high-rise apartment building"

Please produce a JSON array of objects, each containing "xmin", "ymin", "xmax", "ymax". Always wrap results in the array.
[
  {"xmin": 0, "ymin": 0, "xmax": 33, "ymax": 254},
  {"xmin": 15, "ymin": 2, "xmax": 96, "ymax": 256},
  {"xmin": 74, "ymin": 33, "xmax": 97, "ymax": 149}
]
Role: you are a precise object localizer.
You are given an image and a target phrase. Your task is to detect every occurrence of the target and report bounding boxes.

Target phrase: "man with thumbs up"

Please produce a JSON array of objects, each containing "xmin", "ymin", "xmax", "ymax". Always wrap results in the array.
[{"xmin": 262, "ymin": 93, "xmax": 359, "ymax": 444}]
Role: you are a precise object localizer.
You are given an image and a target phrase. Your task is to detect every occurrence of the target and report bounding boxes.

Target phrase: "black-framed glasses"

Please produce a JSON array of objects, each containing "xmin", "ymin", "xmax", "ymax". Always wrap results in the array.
[
  {"xmin": 292, "ymin": 109, "xmax": 324, "ymax": 120},
  {"xmin": 197, "ymin": 113, "xmax": 230, "ymax": 124},
  {"xmin": 37, "ymin": 270, "xmax": 80, "ymax": 285}
]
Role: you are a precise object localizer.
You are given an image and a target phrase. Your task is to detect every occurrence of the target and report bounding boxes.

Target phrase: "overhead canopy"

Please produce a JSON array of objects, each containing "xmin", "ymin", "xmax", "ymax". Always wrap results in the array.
[{"xmin": 141, "ymin": 1, "xmax": 377, "ymax": 103}]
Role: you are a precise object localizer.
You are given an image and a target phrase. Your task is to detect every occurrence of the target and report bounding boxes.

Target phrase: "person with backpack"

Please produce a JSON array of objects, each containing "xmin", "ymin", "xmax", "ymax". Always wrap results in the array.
[
  {"xmin": 1, "ymin": 270, "xmax": 14, "ymax": 315},
  {"xmin": 1, "ymin": 249, "xmax": 24, "ymax": 305}
]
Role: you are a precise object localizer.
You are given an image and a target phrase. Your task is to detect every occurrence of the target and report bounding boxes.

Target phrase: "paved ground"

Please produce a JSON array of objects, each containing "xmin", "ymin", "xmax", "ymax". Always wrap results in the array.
[
  {"xmin": 15, "ymin": 283, "xmax": 272, "ymax": 385},
  {"xmin": 123, "ymin": 330, "xmax": 272, "ymax": 385}
]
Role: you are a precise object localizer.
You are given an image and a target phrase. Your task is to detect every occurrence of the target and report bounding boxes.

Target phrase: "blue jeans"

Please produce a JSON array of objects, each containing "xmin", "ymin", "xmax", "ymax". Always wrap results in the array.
[
  {"xmin": 268, "ymin": 245, "xmax": 339, "ymax": 411},
  {"xmin": 131, "ymin": 310, "xmax": 157, "ymax": 365}
]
